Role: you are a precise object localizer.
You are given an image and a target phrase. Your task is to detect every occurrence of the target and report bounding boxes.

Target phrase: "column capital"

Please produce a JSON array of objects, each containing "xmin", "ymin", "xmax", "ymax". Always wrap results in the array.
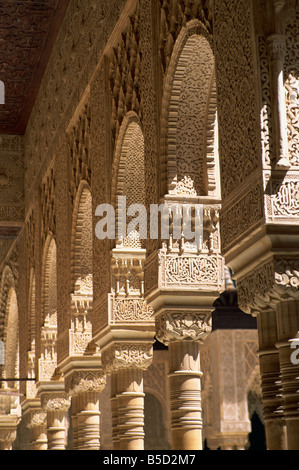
[
  {"xmin": 238, "ymin": 256, "xmax": 299, "ymax": 316},
  {"xmin": 0, "ymin": 429, "xmax": 17, "ymax": 448},
  {"xmin": 155, "ymin": 311, "xmax": 212, "ymax": 346},
  {"xmin": 64, "ymin": 369, "xmax": 106, "ymax": 396},
  {"xmin": 102, "ymin": 342, "xmax": 153, "ymax": 373},
  {"xmin": 25, "ymin": 409, "xmax": 47, "ymax": 429},
  {"xmin": 266, "ymin": 34, "xmax": 287, "ymax": 61},
  {"xmin": 40, "ymin": 391, "xmax": 71, "ymax": 413}
]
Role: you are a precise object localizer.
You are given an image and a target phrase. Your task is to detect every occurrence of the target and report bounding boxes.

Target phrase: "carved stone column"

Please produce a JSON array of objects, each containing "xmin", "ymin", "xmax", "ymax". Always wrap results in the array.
[
  {"xmin": 256, "ymin": 309, "xmax": 287, "ymax": 450},
  {"xmin": 0, "ymin": 429, "xmax": 17, "ymax": 451},
  {"xmin": 93, "ymin": 240, "xmax": 156, "ymax": 450},
  {"xmin": 145, "ymin": 200, "xmax": 224, "ymax": 450},
  {"xmin": 117, "ymin": 367, "xmax": 145, "ymax": 451},
  {"xmin": 276, "ymin": 299, "xmax": 299, "ymax": 450},
  {"xmin": 0, "ymin": 399, "xmax": 20, "ymax": 450},
  {"xmin": 23, "ymin": 400, "xmax": 47, "ymax": 450},
  {"xmin": 238, "ymin": 257, "xmax": 299, "ymax": 450},
  {"xmin": 102, "ymin": 342, "xmax": 153, "ymax": 451},
  {"xmin": 40, "ymin": 390, "xmax": 71, "ymax": 450},
  {"xmin": 156, "ymin": 311, "xmax": 212, "ymax": 450},
  {"xmin": 64, "ymin": 369, "xmax": 106, "ymax": 450},
  {"xmin": 214, "ymin": 0, "xmax": 299, "ymax": 451},
  {"xmin": 110, "ymin": 372, "xmax": 120, "ymax": 450}
]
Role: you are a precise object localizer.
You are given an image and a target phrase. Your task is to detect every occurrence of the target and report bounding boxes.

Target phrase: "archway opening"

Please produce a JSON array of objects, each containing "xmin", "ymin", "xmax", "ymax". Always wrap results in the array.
[{"xmin": 164, "ymin": 29, "xmax": 219, "ymax": 198}]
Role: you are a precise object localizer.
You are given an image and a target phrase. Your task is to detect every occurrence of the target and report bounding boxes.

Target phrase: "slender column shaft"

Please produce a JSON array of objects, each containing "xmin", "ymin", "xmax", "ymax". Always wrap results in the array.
[
  {"xmin": 25, "ymin": 408, "xmax": 48, "ymax": 451},
  {"xmin": 168, "ymin": 341, "xmax": 202, "ymax": 450},
  {"xmin": 47, "ymin": 409, "xmax": 68, "ymax": 450},
  {"xmin": 71, "ymin": 396, "xmax": 79, "ymax": 450},
  {"xmin": 276, "ymin": 300, "xmax": 299, "ymax": 450},
  {"xmin": 0, "ymin": 430, "xmax": 16, "ymax": 451},
  {"xmin": 259, "ymin": 351, "xmax": 287, "ymax": 450},
  {"xmin": 117, "ymin": 368, "xmax": 145, "ymax": 451},
  {"xmin": 257, "ymin": 309, "xmax": 287, "ymax": 450},
  {"xmin": 110, "ymin": 372, "xmax": 120, "ymax": 450},
  {"xmin": 29, "ymin": 424, "xmax": 48, "ymax": 451},
  {"xmin": 76, "ymin": 391, "xmax": 101, "ymax": 450}
]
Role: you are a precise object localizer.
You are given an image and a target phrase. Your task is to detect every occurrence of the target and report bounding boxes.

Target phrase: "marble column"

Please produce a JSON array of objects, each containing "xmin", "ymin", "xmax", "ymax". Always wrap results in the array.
[
  {"xmin": 41, "ymin": 391, "xmax": 71, "ymax": 450},
  {"xmin": 110, "ymin": 372, "xmax": 120, "ymax": 450},
  {"xmin": 0, "ymin": 429, "xmax": 17, "ymax": 451},
  {"xmin": 257, "ymin": 309, "xmax": 287, "ymax": 450},
  {"xmin": 156, "ymin": 311, "xmax": 212, "ymax": 450},
  {"xmin": 117, "ymin": 368, "xmax": 145, "ymax": 451},
  {"xmin": 64, "ymin": 369, "xmax": 106, "ymax": 451},
  {"xmin": 168, "ymin": 341, "xmax": 203, "ymax": 450},
  {"xmin": 102, "ymin": 342, "xmax": 153, "ymax": 451},
  {"xmin": 26, "ymin": 409, "xmax": 48, "ymax": 450},
  {"xmin": 276, "ymin": 299, "xmax": 299, "ymax": 450}
]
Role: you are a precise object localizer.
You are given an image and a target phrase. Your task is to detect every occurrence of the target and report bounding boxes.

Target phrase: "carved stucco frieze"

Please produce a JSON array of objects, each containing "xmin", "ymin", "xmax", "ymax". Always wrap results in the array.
[
  {"xmin": 102, "ymin": 343, "xmax": 153, "ymax": 373},
  {"xmin": 214, "ymin": 0, "xmax": 261, "ymax": 199},
  {"xmin": 64, "ymin": 370, "xmax": 106, "ymax": 396},
  {"xmin": 159, "ymin": 250, "xmax": 223, "ymax": 290},
  {"xmin": 220, "ymin": 182, "xmax": 264, "ymax": 253},
  {"xmin": 284, "ymin": 6, "xmax": 299, "ymax": 168},
  {"xmin": 265, "ymin": 172, "xmax": 299, "ymax": 221},
  {"xmin": 109, "ymin": 294, "xmax": 154, "ymax": 324},
  {"xmin": 155, "ymin": 311, "xmax": 212, "ymax": 346},
  {"xmin": 238, "ymin": 256, "xmax": 299, "ymax": 315},
  {"xmin": 0, "ymin": 135, "xmax": 24, "ymax": 223}
]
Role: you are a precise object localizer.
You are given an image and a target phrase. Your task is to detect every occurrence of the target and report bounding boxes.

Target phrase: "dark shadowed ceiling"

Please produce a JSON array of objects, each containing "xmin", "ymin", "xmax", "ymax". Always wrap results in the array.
[{"xmin": 0, "ymin": 0, "xmax": 70, "ymax": 135}]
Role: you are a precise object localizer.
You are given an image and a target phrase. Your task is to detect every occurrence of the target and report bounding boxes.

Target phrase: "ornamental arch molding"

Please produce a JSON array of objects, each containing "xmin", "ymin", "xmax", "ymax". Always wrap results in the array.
[
  {"xmin": 68, "ymin": 181, "xmax": 94, "ymax": 356},
  {"xmin": 160, "ymin": 19, "xmax": 220, "ymax": 198},
  {"xmin": 111, "ymin": 111, "xmax": 146, "ymax": 248},
  {"xmin": 39, "ymin": 234, "xmax": 58, "ymax": 382},
  {"xmin": 71, "ymin": 181, "xmax": 93, "ymax": 297},
  {"xmin": 25, "ymin": 268, "xmax": 37, "ymax": 398},
  {"xmin": 3, "ymin": 287, "xmax": 19, "ymax": 387},
  {"xmin": 28, "ymin": 268, "xmax": 36, "ymax": 351},
  {"xmin": 0, "ymin": 265, "xmax": 19, "ymax": 385}
]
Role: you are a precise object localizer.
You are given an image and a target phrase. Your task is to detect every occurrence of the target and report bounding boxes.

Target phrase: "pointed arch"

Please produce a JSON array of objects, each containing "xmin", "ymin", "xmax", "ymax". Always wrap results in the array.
[
  {"xmin": 41, "ymin": 234, "xmax": 57, "ymax": 327},
  {"xmin": 28, "ymin": 268, "xmax": 36, "ymax": 350},
  {"xmin": 4, "ymin": 288, "xmax": 19, "ymax": 386},
  {"xmin": 38, "ymin": 234, "xmax": 58, "ymax": 382},
  {"xmin": 111, "ymin": 111, "xmax": 146, "ymax": 246},
  {"xmin": 0, "ymin": 266, "xmax": 18, "ymax": 380},
  {"xmin": 71, "ymin": 181, "xmax": 93, "ymax": 296},
  {"xmin": 160, "ymin": 19, "xmax": 220, "ymax": 198}
]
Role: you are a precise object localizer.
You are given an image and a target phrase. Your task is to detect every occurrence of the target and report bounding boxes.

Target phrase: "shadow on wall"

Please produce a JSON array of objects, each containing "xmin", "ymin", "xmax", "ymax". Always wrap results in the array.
[{"xmin": 144, "ymin": 392, "xmax": 171, "ymax": 450}]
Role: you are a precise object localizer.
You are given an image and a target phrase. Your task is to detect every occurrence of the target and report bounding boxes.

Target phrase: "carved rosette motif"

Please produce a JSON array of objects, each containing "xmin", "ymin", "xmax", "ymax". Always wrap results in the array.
[
  {"xmin": 64, "ymin": 371, "xmax": 106, "ymax": 396},
  {"xmin": 102, "ymin": 343, "xmax": 153, "ymax": 373},
  {"xmin": 155, "ymin": 311, "xmax": 212, "ymax": 346},
  {"xmin": 238, "ymin": 256, "xmax": 299, "ymax": 315}
]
